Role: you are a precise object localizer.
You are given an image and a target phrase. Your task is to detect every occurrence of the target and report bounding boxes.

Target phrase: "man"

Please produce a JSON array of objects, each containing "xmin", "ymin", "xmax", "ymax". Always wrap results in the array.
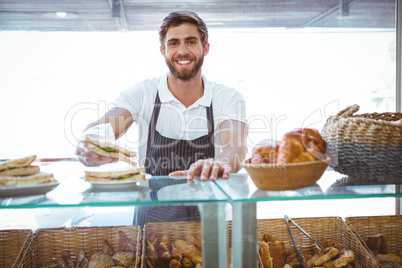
[{"xmin": 76, "ymin": 10, "xmax": 248, "ymax": 225}]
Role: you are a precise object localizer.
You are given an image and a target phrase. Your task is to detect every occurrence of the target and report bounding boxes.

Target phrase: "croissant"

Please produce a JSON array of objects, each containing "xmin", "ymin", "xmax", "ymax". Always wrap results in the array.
[
  {"xmin": 251, "ymin": 128, "xmax": 326, "ymax": 164},
  {"xmin": 250, "ymin": 139, "xmax": 279, "ymax": 164}
]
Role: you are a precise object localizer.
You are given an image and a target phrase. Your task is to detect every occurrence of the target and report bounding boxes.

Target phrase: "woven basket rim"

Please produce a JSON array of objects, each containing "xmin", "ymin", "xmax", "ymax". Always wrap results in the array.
[
  {"xmin": 243, "ymin": 157, "xmax": 331, "ymax": 168},
  {"xmin": 334, "ymin": 115, "xmax": 402, "ymax": 127}
]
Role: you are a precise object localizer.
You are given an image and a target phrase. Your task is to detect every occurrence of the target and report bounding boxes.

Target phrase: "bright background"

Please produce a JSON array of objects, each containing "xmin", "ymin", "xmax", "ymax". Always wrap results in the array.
[{"xmin": 0, "ymin": 28, "xmax": 396, "ymax": 159}]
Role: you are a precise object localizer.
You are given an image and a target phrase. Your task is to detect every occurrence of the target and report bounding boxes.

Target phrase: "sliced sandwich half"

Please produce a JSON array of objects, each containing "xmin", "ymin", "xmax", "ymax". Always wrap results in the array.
[
  {"xmin": 84, "ymin": 137, "xmax": 137, "ymax": 166},
  {"xmin": 84, "ymin": 167, "xmax": 146, "ymax": 182},
  {"xmin": 0, "ymin": 155, "xmax": 40, "ymax": 176},
  {"xmin": 0, "ymin": 173, "xmax": 56, "ymax": 187}
]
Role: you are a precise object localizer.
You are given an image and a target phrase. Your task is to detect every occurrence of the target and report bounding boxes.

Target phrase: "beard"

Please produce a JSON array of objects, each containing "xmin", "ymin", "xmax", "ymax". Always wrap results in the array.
[{"xmin": 165, "ymin": 53, "xmax": 204, "ymax": 81}]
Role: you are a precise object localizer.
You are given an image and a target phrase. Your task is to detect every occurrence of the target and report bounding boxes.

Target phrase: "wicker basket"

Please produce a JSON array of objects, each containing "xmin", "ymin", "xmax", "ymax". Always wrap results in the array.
[
  {"xmin": 141, "ymin": 221, "xmax": 204, "ymax": 268},
  {"xmin": 28, "ymin": 225, "xmax": 141, "ymax": 267},
  {"xmin": 345, "ymin": 215, "xmax": 402, "ymax": 266},
  {"xmin": 321, "ymin": 104, "xmax": 402, "ymax": 183},
  {"xmin": 254, "ymin": 217, "xmax": 379, "ymax": 267},
  {"xmin": 243, "ymin": 157, "xmax": 330, "ymax": 191},
  {"xmin": 0, "ymin": 229, "xmax": 33, "ymax": 268}
]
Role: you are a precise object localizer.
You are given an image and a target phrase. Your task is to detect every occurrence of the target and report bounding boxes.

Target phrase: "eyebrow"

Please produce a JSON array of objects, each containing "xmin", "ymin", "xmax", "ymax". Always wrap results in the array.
[{"xmin": 167, "ymin": 36, "xmax": 199, "ymax": 43}]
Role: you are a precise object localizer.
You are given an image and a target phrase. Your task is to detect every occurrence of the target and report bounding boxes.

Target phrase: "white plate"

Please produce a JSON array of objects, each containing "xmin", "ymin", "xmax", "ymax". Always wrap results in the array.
[
  {"xmin": 0, "ymin": 182, "xmax": 60, "ymax": 198},
  {"xmin": 87, "ymin": 174, "xmax": 152, "ymax": 191}
]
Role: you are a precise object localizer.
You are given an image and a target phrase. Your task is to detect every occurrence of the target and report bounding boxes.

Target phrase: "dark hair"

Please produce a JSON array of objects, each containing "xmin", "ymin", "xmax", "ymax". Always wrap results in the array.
[{"xmin": 159, "ymin": 10, "xmax": 208, "ymax": 49}]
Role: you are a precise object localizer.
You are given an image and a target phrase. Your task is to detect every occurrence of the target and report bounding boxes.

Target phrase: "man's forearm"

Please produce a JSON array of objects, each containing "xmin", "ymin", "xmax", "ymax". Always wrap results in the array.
[{"xmin": 217, "ymin": 141, "xmax": 248, "ymax": 173}]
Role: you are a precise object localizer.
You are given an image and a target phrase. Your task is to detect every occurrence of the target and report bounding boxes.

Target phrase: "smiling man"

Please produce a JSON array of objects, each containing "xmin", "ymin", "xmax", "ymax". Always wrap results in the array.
[{"xmin": 75, "ymin": 11, "xmax": 248, "ymax": 225}]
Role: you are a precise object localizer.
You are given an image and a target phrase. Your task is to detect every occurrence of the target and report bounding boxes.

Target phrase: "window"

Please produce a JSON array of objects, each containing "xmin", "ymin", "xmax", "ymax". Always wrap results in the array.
[{"xmin": 0, "ymin": 0, "xmax": 397, "ymax": 159}]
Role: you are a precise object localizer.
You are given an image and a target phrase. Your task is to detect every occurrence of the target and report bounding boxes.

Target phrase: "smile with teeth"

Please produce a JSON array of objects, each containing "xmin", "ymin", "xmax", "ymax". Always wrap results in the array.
[{"xmin": 177, "ymin": 59, "xmax": 192, "ymax": 65}]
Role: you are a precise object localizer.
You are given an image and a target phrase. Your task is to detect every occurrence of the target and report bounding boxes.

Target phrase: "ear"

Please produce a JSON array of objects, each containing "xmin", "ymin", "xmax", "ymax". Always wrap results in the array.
[
  {"xmin": 160, "ymin": 46, "xmax": 165, "ymax": 56},
  {"xmin": 204, "ymin": 43, "xmax": 210, "ymax": 56}
]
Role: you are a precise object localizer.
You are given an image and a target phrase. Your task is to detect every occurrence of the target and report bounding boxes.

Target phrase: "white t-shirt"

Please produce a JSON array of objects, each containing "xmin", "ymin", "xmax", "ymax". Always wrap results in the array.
[{"xmin": 113, "ymin": 73, "xmax": 247, "ymax": 165}]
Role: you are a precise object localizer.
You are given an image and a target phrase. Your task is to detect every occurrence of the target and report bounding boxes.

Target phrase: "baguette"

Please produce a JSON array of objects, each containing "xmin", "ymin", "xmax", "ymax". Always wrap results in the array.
[
  {"xmin": 146, "ymin": 231, "xmax": 159, "ymax": 268},
  {"xmin": 258, "ymin": 241, "xmax": 273, "ymax": 268},
  {"xmin": 185, "ymin": 234, "xmax": 202, "ymax": 251}
]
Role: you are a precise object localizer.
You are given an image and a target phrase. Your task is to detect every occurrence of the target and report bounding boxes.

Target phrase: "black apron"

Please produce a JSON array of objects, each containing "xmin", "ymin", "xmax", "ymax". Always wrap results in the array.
[{"xmin": 133, "ymin": 92, "xmax": 215, "ymax": 226}]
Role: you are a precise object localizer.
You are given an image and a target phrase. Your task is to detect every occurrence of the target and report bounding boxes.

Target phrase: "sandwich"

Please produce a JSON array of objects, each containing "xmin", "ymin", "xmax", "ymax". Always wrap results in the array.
[
  {"xmin": 0, "ymin": 173, "xmax": 56, "ymax": 186},
  {"xmin": 84, "ymin": 166, "xmax": 146, "ymax": 182},
  {"xmin": 84, "ymin": 136, "xmax": 137, "ymax": 166},
  {"xmin": 0, "ymin": 155, "xmax": 56, "ymax": 186},
  {"xmin": 0, "ymin": 155, "xmax": 39, "ymax": 176}
]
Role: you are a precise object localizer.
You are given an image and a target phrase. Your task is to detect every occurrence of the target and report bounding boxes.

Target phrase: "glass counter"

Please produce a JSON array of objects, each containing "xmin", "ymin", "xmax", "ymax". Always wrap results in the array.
[{"xmin": 0, "ymin": 160, "xmax": 401, "ymax": 267}]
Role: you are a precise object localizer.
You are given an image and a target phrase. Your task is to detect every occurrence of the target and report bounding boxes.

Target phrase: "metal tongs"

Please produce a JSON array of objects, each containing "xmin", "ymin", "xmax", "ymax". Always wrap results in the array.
[{"xmin": 284, "ymin": 215, "xmax": 325, "ymax": 267}]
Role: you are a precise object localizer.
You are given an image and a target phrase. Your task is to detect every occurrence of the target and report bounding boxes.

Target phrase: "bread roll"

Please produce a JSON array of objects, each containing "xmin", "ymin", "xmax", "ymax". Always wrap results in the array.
[
  {"xmin": 88, "ymin": 253, "xmax": 114, "ymax": 268},
  {"xmin": 159, "ymin": 235, "xmax": 173, "ymax": 255},
  {"xmin": 172, "ymin": 247, "xmax": 183, "ymax": 262},
  {"xmin": 112, "ymin": 251, "xmax": 135, "ymax": 266},
  {"xmin": 182, "ymin": 257, "xmax": 193, "ymax": 268},
  {"xmin": 160, "ymin": 251, "xmax": 173, "ymax": 268},
  {"xmin": 169, "ymin": 259, "xmax": 182, "ymax": 268},
  {"xmin": 174, "ymin": 239, "xmax": 202, "ymax": 265}
]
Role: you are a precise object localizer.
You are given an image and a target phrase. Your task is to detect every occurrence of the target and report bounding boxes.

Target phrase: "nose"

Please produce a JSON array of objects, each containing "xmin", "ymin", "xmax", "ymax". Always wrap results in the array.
[{"xmin": 177, "ymin": 43, "xmax": 190, "ymax": 56}]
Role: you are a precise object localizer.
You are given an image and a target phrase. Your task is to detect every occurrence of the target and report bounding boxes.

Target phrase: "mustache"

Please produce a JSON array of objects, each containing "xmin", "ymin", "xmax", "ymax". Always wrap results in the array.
[{"xmin": 175, "ymin": 56, "xmax": 194, "ymax": 60}]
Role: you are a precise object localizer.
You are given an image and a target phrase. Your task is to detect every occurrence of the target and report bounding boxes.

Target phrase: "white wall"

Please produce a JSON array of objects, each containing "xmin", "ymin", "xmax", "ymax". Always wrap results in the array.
[{"xmin": 0, "ymin": 28, "xmax": 396, "ymax": 159}]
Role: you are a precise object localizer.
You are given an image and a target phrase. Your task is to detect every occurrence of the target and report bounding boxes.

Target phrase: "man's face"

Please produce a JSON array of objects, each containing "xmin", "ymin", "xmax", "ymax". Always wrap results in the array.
[{"xmin": 161, "ymin": 22, "xmax": 209, "ymax": 81}]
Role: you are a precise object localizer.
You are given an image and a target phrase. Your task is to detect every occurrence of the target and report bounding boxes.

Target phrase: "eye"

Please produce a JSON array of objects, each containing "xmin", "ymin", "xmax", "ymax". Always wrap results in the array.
[
  {"xmin": 168, "ymin": 41, "xmax": 178, "ymax": 47},
  {"xmin": 187, "ymin": 40, "xmax": 196, "ymax": 45}
]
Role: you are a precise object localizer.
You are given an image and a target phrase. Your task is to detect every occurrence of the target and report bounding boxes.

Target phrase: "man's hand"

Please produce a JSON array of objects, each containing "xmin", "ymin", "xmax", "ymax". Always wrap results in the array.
[
  {"xmin": 169, "ymin": 158, "xmax": 231, "ymax": 181},
  {"xmin": 75, "ymin": 141, "xmax": 118, "ymax": 167}
]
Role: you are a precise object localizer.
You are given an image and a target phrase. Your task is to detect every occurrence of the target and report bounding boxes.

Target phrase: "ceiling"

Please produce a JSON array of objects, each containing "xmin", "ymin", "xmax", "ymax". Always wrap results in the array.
[{"xmin": 0, "ymin": 0, "xmax": 396, "ymax": 32}]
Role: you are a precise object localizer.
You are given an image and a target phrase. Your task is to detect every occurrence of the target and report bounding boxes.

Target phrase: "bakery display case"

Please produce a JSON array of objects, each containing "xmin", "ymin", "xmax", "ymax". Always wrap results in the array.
[{"xmin": 0, "ymin": 159, "xmax": 401, "ymax": 267}]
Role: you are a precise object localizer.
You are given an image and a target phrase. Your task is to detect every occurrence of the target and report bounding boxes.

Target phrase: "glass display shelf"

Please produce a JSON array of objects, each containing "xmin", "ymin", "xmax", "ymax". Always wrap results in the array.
[{"xmin": 0, "ymin": 160, "xmax": 230, "ymax": 267}]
